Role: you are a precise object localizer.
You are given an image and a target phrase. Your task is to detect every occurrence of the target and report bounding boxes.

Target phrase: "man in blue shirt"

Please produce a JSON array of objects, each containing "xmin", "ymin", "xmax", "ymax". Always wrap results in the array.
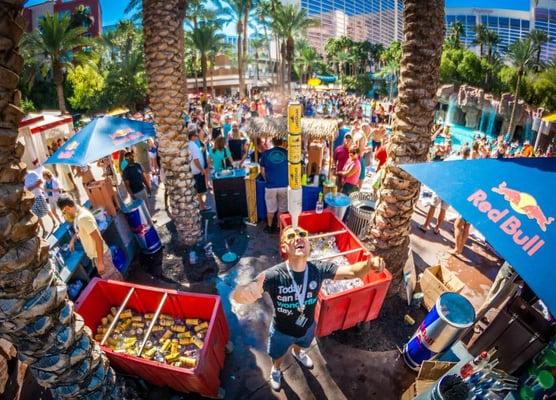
[{"xmin": 260, "ymin": 138, "xmax": 288, "ymax": 233}]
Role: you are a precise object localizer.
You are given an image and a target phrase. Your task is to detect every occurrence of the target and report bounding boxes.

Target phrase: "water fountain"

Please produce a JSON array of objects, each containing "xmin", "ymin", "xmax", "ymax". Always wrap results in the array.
[
  {"xmin": 523, "ymin": 118, "xmax": 533, "ymax": 143},
  {"xmin": 478, "ymin": 105, "xmax": 497, "ymax": 138},
  {"xmin": 445, "ymin": 95, "xmax": 457, "ymax": 126}
]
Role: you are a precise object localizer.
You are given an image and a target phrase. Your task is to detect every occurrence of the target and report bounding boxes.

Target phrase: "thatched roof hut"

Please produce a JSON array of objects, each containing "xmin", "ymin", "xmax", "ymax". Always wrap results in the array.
[{"xmin": 246, "ymin": 117, "xmax": 339, "ymax": 141}]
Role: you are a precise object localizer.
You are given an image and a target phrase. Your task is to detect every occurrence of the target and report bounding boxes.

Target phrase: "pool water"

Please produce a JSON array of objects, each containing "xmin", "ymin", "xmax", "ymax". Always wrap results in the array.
[{"xmin": 434, "ymin": 124, "xmax": 496, "ymax": 149}]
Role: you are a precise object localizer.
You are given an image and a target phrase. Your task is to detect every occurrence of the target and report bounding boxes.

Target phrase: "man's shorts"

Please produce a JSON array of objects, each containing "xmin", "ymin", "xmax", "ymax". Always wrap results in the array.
[
  {"xmin": 193, "ymin": 173, "xmax": 207, "ymax": 194},
  {"xmin": 431, "ymin": 194, "xmax": 448, "ymax": 210},
  {"xmin": 267, "ymin": 323, "xmax": 315, "ymax": 360},
  {"xmin": 265, "ymin": 187, "xmax": 287, "ymax": 214},
  {"xmin": 359, "ymin": 157, "xmax": 366, "ymax": 180}
]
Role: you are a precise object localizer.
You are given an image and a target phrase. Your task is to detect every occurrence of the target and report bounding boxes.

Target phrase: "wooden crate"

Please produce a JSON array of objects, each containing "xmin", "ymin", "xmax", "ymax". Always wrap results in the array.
[
  {"xmin": 420, "ymin": 265, "xmax": 465, "ymax": 310},
  {"xmin": 85, "ymin": 178, "xmax": 119, "ymax": 216}
]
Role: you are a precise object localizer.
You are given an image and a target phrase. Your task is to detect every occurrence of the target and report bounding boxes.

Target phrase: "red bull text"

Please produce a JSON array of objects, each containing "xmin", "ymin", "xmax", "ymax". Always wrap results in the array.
[{"xmin": 467, "ymin": 181, "xmax": 552, "ymax": 257}]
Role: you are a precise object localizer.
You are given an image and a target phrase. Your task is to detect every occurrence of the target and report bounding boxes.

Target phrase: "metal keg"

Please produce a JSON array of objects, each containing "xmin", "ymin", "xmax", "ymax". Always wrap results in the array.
[{"xmin": 345, "ymin": 191, "xmax": 376, "ymax": 239}]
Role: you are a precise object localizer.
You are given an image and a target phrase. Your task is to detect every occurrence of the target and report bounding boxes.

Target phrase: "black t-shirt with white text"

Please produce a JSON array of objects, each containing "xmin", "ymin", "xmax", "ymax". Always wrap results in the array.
[{"xmin": 263, "ymin": 261, "xmax": 338, "ymax": 338}]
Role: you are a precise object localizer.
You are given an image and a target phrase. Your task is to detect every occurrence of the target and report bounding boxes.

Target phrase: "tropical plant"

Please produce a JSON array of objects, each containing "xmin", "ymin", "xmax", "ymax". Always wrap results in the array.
[
  {"xmin": 188, "ymin": 22, "xmax": 225, "ymax": 93},
  {"xmin": 294, "ymin": 41, "xmax": 320, "ymax": 84},
  {"xmin": 473, "ymin": 23, "xmax": 489, "ymax": 56},
  {"xmin": 379, "ymin": 40, "xmax": 402, "ymax": 71},
  {"xmin": 527, "ymin": 29, "xmax": 549, "ymax": 69},
  {"xmin": 366, "ymin": 0, "xmax": 445, "ymax": 283},
  {"xmin": 255, "ymin": 0, "xmax": 276, "ymax": 86},
  {"xmin": 440, "ymin": 48, "xmax": 484, "ymax": 87},
  {"xmin": 506, "ymin": 38, "xmax": 537, "ymax": 138},
  {"xmin": 0, "ymin": 1, "xmax": 117, "ymax": 398},
  {"xmin": 272, "ymin": 3, "xmax": 318, "ymax": 92},
  {"xmin": 21, "ymin": 14, "xmax": 90, "ymax": 113},
  {"xmin": 66, "ymin": 64, "xmax": 105, "ymax": 112},
  {"xmin": 446, "ymin": 20, "xmax": 465, "ymax": 49},
  {"xmin": 532, "ymin": 65, "xmax": 556, "ymax": 111},
  {"xmin": 143, "ymin": 0, "xmax": 202, "ymax": 244},
  {"xmin": 250, "ymin": 35, "xmax": 268, "ymax": 80},
  {"xmin": 222, "ymin": 0, "xmax": 252, "ymax": 97},
  {"xmin": 69, "ymin": 4, "xmax": 94, "ymax": 30}
]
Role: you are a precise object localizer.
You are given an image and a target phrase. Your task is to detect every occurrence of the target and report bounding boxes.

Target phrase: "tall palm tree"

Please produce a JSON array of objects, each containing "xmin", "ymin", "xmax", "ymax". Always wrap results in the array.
[
  {"xmin": 272, "ymin": 3, "xmax": 317, "ymax": 92},
  {"xmin": 295, "ymin": 42, "xmax": 319, "ymax": 84},
  {"xmin": 0, "ymin": 2, "xmax": 117, "ymax": 398},
  {"xmin": 448, "ymin": 20, "xmax": 465, "ymax": 49},
  {"xmin": 527, "ymin": 29, "xmax": 549, "ymax": 69},
  {"xmin": 250, "ymin": 36, "xmax": 267, "ymax": 81},
  {"xmin": 189, "ymin": 22, "xmax": 225, "ymax": 93},
  {"xmin": 473, "ymin": 23, "xmax": 488, "ymax": 56},
  {"xmin": 255, "ymin": 0, "xmax": 275, "ymax": 87},
  {"xmin": 222, "ymin": 0, "xmax": 249, "ymax": 97},
  {"xmin": 485, "ymin": 29, "xmax": 500, "ymax": 64},
  {"xmin": 69, "ymin": 4, "xmax": 94, "ymax": 30},
  {"xmin": 22, "ymin": 14, "xmax": 90, "ymax": 114},
  {"xmin": 143, "ymin": 0, "xmax": 202, "ymax": 245},
  {"xmin": 365, "ymin": 0, "xmax": 445, "ymax": 283},
  {"xmin": 506, "ymin": 38, "xmax": 537, "ymax": 139}
]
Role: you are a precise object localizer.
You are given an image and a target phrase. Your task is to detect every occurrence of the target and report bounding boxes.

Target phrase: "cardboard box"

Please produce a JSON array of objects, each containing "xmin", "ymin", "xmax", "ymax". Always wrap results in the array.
[
  {"xmin": 415, "ymin": 361, "xmax": 456, "ymax": 394},
  {"xmin": 420, "ymin": 265, "xmax": 465, "ymax": 310},
  {"xmin": 401, "ymin": 383, "xmax": 417, "ymax": 400}
]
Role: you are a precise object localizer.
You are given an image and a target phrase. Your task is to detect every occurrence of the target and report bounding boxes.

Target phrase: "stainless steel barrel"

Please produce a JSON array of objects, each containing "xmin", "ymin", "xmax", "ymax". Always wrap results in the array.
[{"xmin": 345, "ymin": 191, "xmax": 376, "ymax": 239}]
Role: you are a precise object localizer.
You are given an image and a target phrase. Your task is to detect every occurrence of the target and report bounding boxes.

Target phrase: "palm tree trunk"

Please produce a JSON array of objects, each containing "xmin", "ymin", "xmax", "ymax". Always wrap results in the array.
[
  {"xmin": 143, "ymin": 0, "xmax": 202, "ymax": 245},
  {"xmin": 0, "ymin": 2, "xmax": 118, "ymax": 398},
  {"xmin": 53, "ymin": 62, "xmax": 67, "ymax": 114},
  {"xmin": 201, "ymin": 53, "xmax": 208, "ymax": 94},
  {"xmin": 211, "ymin": 63, "xmax": 216, "ymax": 98},
  {"xmin": 242, "ymin": 3, "xmax": 250, "ymax": 95},
  {"xmin": 508, "ymin": 70, "xmax": 522, "ymax": 140},
  {"xmin": 237, "ymin": 21, "xmax": 245, "ymax": 97},
  {"xmin": 365, "ymin": 0, "xmax": 445, "ymax": 287}
]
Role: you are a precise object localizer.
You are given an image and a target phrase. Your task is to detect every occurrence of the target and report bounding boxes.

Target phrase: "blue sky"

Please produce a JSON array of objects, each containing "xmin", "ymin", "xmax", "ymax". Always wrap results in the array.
[{"xmin": 25, "ymin": 0, "xmax": 531, "ymax": 28}]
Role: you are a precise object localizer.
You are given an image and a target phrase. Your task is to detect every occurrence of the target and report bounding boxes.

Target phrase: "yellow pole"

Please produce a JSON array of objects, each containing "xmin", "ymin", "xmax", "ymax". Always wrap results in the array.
[{"xmin": 287, "ymin": 103, "xmax": 303, "ymax": 227}]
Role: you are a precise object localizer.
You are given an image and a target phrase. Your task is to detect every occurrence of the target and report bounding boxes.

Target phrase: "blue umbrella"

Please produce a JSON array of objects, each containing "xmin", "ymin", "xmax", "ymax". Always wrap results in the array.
[
  {"xmin": 45, "ymin": 116, "xmax": 156, "ymax": 166},
  {"xmin": 401, "ymin": 158, "xmax": 556, "ymax": 314}
]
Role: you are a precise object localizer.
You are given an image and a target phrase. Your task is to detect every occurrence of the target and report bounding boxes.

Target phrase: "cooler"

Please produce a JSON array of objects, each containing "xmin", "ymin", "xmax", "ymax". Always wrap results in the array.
[
  {"xmin": 279, "ymin": 210, "xmax": 392, "ymax": 337},
  {"xmin": 121, "ymin": 199, "xmax": 161, "ymax": 254},
  {"xmin": 75, "ymin": 279, "xmax": 229, "ymax": 398}
]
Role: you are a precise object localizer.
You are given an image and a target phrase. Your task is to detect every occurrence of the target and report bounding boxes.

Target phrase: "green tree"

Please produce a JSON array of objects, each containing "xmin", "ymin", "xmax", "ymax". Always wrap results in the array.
[
  {"xmin": 189, "ymin": 22, "xmax": 225, "ymax": 93},
  {"xmin": 22, "ymin": 14, "xmax": 90, "ymax": 114},
  {"xmin": 440, "ymin": 48, "xmax": 483, "ymax": 86},
  {"xmin": 272, "ymin": 3, "xmax": 318, "ymax": 92},
  {"xmin": 527, "ymin": 29, "xmax": 549, "ymax": 69},
  {"xmin": 66, "ymin": 64, "xmax": 105, "ymax": 112},
  {"xmin": 506, "ymin": 38, "xmax": 537, "ymax": 138},
  {"xmin": 532, "ymin": 65, "xmax": 556, "ymax": 111},
  {"xmin": 473, "ymin": 23, "xmax": 488, "ymax": 56},
  {"xmin": 69, "ymin": 4, "xmax": 94, "ymax": 30},
  {"xmin": 294, "ymin": 40, "xmax": 320, "ymax": 84},
  {"xmin": 380, "ymin": 40, "xmax": 402, "ymax": 70},
  {"xmin": 446, "ymin": 20, "xmax": 465, "ymax": 49}
]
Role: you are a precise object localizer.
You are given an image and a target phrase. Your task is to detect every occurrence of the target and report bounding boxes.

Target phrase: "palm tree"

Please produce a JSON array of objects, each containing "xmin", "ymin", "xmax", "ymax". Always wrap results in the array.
[
  {"xmin": 143, "ymin": 0, "xmax": 202, "ymax": 244},
  {"xmin": 485, "ymin": 29, "xmax": 500, "ymax": 64},
  {"xmin": 448, "ymin": 20, "xmax": 465, "ymax": 49},
  {"xmin": 255, "ymin": 0, "xmax": 276, "ymax": 87},
  {"xmin": 189, "ymin": 22, "xmax": 225, "ymax": 93},
  {"xmin": 272, "ymin": 3, "xmax": 317, "ymax": 92},
  {"xmin": 473, "ymin": 23, "xmax": 488, "ymax": 56},
  {"xmin": 0, "ymin": 1, "xmax": 117, "ymax": 397},
  {"xmin": 378, "ymin": 59, "xmax": 400, "ymax": 100},
  {"xmin": 22, "ymin": 14, "xmax": 90, "ymax": 114},
  {"xmin": 527, "ymin": 29, "xmax": 549, "ymax": 69},
  {"xmin": 70, "ymin": 4, "xmax": 94, "ymax": 30},
  {"xmin": 295, "ymin": 42, "xmax": 319, "ymax": 84},
  {"xmin": 365, "ymin": 0, "xmax": 445, "ymax": 283},
  {"xmin": 506, "ymin": 38, "xmax": 537, "ymax": 139},
  {"xmin": 250, "ymin": 36, "xmax": 267, "ymax": 81},
  {"xmin": 222, "ymin": 0, "xmax": 250, "ymax": 97}
]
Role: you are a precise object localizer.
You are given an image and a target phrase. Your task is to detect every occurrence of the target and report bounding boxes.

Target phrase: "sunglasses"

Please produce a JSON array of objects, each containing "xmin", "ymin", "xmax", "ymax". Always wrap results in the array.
[{"xmin": 284, "ymin": 228, "xmax": 308, "ymax": 241}]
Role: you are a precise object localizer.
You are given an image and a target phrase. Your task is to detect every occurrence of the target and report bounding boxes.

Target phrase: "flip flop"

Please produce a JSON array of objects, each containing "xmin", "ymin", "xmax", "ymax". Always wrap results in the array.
[
  {"xmin": 433, "ymin": 228, "xmax": 440, "ymax": 234},
  {"xmin": 418, "ymin": 226, "xmax": 427, "ymax": 233}
]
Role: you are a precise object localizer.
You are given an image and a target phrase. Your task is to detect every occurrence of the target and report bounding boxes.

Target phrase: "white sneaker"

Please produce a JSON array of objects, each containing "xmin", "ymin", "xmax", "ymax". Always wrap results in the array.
[
  {"xmin": 291, "ymin": 348, "xmax": 314, "ymax": 369},
  {"xmin": 270, "ymin": 366, "xmax": 282, "ymax": 391}
]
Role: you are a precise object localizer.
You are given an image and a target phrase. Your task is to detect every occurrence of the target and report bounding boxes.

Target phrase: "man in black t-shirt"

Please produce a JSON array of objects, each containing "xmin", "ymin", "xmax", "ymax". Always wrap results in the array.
[
  {"xmin": 123, "ymin": 152, "xmax": 152, "ymax": 213},
  {"xmin": 232, "ymin": 226, "xmax": 385, "ymax": 391}
]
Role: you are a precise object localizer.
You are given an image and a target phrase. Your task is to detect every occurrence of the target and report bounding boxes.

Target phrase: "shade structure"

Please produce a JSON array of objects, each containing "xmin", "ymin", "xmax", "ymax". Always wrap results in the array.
[
  {"xmin": 107, "ymin": 107, "xmax": 130, "ymax": 116},
  {"xmin": 315, "ymin": 74, "xmax": 337, "ymax": 83},
  {"xmin": 401, "ymin": 158, "xmax": 556, "ymax": 314},
  {"xmin": 45, "ymin": 116, "xmax": 156, "ymax": 166}
]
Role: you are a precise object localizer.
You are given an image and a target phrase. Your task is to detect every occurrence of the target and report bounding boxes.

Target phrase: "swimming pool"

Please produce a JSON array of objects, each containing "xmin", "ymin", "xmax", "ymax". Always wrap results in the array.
[{"xmin": 434, "ymin": 124, "xmax": 496, "ymax": 149}]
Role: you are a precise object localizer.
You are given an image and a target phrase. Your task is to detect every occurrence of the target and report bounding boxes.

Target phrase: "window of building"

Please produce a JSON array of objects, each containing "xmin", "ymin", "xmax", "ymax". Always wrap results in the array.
[
  {"xmin": 522, "ymin": 20, "xmax": 530, "ymax": 30},
  {"xmin": 535, "ymin": 8, "xmax": 548, "ymax": 22},
  {"xmin": 499, "ymin": 17, "xmax": 509, "ymax": 28}
]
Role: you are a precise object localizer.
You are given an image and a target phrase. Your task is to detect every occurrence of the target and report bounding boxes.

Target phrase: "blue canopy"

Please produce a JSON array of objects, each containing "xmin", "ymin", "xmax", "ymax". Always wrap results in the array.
[
  {"xmin": 401, "ymin": 158, "xmax": 556, "ymax": 314},
  {"xmin": 45, "ymin": 116, "xmax": 156, "ymax": 166}
]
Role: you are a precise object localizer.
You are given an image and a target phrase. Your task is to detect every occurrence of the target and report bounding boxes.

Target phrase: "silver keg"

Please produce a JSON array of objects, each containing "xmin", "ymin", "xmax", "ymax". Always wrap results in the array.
[{"xmin": 345, "ymin": 191, "xmax": 376, "ymax": 239}]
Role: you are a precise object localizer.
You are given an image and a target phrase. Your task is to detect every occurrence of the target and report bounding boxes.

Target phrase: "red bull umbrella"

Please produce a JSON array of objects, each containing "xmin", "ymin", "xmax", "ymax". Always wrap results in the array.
[
  {"xmin": 401, "ymin": 158, "xmax": 556, "ymax": 314},
  {"xmin": 45, "ymin": 116, "xmax": 156, "ymax": 166}
]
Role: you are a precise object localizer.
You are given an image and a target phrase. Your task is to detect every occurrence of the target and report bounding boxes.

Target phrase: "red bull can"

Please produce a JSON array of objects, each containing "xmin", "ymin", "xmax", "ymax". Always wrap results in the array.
[
  {"xmin": 123, "ymin": 199, "xmax": 161, "ymax": 254},
  {"xmin": 403, "ymin": 292, "xmax": 475, "ymax": 370}
]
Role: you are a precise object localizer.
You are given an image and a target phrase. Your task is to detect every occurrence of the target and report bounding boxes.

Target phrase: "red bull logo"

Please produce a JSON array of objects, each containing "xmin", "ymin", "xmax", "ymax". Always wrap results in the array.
[
  {"xmin": 110, "ymin": 129, "xmax": 144, "ymax": 145},
  {"xmin": 467, "ymin": 181, "xmax": 553, "ymax": 257}
]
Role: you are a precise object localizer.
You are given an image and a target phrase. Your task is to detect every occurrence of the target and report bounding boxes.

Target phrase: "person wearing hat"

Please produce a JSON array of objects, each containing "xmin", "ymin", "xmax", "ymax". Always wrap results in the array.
[
  {"xmin": 521, "ymin": 140, "xmax": 534, "ymax": 157},
  {"xmin": 231, "ymin": 226, "xmax": 385, "ymax": 391}
]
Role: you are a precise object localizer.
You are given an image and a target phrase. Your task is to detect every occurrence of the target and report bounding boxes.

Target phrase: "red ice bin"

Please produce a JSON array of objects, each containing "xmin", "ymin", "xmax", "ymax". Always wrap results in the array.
[
  {"xmin": 280, "ymin": 210, "xmax": 392, "ymax": 337},
  {"xmin": 75, "ymin": 279, "xmax": 229, "ymax": 398}
]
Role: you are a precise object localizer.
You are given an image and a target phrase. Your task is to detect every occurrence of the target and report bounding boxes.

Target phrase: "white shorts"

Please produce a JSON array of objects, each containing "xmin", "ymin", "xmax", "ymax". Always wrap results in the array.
[
  {"xmin": 430, "ymin": 194, "xmax": 448, "ymax": 210},
  {"xmin": 265, "ymin": 187, "xmax": 287, "ymax": 214}
]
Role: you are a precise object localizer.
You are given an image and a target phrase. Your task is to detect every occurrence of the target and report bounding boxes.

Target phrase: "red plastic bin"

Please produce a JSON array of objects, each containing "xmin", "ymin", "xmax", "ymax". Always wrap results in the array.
[
  {"xmin": 74, "ymin": 278, "xmax": 229, "ymax": 398},
  {"xmin": 280, "ymin": 210, "xmax": 392, "ymax": 337}
]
